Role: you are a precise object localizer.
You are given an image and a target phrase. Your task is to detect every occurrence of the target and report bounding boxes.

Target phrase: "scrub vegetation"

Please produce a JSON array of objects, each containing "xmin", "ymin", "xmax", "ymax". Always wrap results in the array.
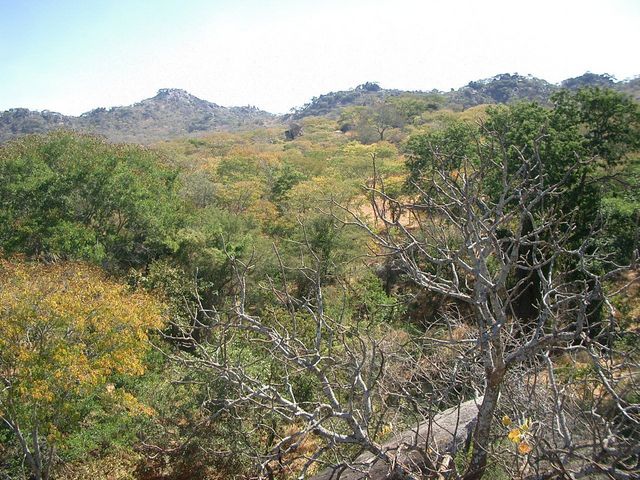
[{"xmin": 1, "ymin": 80, "xmax": 639, "ymax": 480}]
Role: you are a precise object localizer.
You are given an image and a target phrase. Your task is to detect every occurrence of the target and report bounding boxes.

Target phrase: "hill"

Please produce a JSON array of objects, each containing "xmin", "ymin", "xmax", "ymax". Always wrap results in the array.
[
  {"xmin": 446, "ymin": 73, "xmax": 556, "ymax": 108},
  {"xmin": 0, "ymin": 88, "xmax": 274, "ymax": 144},
  {"xmin": 287, "ymin": 82, "xmax": 420, "ymax": 119},
  {"xmin": 288, "ymin": 72, "xmax": 640, "ymax": 119},
  {"xmin": 2, "ymin": 73, "xmax": 638, "ymax": 144}
]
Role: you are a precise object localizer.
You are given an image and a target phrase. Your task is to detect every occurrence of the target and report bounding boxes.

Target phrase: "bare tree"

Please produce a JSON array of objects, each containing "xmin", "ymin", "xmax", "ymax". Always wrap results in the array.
[
  {"xmin": 338, "ymin": 123, "xmax": 639, "ymax": 479},
  {"xmin": 161, "ymin": 222, "xmax": 492, "ymax": 480},
  {"xmin": 161, "ymin": 238, "xmax": 417, "ymax": 478},
  {"xmin": 163, "ymin": 122, "xmax": 638, "ymax": 479}
]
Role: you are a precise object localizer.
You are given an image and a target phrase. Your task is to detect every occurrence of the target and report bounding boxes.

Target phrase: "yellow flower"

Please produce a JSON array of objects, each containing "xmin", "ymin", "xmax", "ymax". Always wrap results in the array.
[
  {"xmin": 518, "ymin": 441, "xmax": 532, "ymax": 454},
  {"xmin": 508, "ymin": 428, "xmax": 521, "ymax": 443},
  {"xmin": 501, "ymin": 415, "xmax": 512, "ymax": 427}
]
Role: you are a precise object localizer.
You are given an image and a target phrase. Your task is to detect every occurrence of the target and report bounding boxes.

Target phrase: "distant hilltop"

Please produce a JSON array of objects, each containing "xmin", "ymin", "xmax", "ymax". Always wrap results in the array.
[
  {"xmin": 0, "ymin": 88, "xmax": 274, "ymax": 144},
  {"xmin": 287, "ymin": 72, "xmax": 640, "ymax": 120},
  {"xmin": 1, "ymin": 72, "xmax": 638, "ymax": 144}
]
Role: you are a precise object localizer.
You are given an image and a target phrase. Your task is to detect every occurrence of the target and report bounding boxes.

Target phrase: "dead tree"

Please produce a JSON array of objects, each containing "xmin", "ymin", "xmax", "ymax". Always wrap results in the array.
[
  {"xmin": 338, "ymin": 125, "xmax": 638, "ymax": 479},
  {"xmin": 162, "ymin": 239, "xmax": 426, "ymax": 479},
  {"xmin": 162, "ymin": 223, "xmax": 490, "ymax": 480},
  {"xmin": 163, "ymin": 128, "xmax": 638, "ymax": 478}
]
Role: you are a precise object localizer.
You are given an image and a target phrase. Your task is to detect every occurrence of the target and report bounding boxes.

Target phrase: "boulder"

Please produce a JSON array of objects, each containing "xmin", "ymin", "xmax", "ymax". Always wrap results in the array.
[{"xmin": 309, "ymin": 398, "xmax": 481, "ymax": 480}]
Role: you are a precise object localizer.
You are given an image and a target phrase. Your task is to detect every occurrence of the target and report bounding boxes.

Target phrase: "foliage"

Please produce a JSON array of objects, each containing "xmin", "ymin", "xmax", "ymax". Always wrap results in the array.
[
  {"xmin": 405, "ymin": 88, "xmax": 639, "ymax": 264},
  {"xmin": 0, "ymin": 131, "xmax": 182, "ymax": 268},
  {"xmin": 0, "ymin": 260, "xmax": 164, "ymax": 480},
  {"xmin": 0, "ymin": 80, "xmax": 638, "ymax": 479},
  {"xmin": 405, "ymin": 119, "xmax": 477, "ymax": 183}
]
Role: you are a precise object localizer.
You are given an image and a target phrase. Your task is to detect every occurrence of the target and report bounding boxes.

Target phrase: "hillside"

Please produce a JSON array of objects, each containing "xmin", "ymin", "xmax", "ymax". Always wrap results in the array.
[
  {"xmin": 0, "ymin": 88, "xmax": 274, "ymax": 144},
  {"xmin": 287, "ymin": 81, "xmax": 420, "ymax": 119},
  {"xmin": 2, "ymin": 73, "xmax": 638, "ymax": 144},
  {"xmin": 289, "ymin": 72, "xmax": 640, "ymax": 119},
  {"xmin": 446, "ymin": 73, "xmax": 556, "ymax": 108}
]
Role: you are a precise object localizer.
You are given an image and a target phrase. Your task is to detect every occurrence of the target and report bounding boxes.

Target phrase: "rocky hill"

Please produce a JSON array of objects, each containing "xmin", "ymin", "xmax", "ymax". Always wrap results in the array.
[
  {"xmin": 0, "ymin": 109, "xmax": 74, "ymax": 140},
  {"xmin": 288, "ymin": 72, "xmax": 640, "ymax": 119},
  {"xmin": 288, "ymin": 82, "xmax": 414, "ymax": 119},
  {"xmin": 0, "ymin": 88, "xmax": 274, "ymax": 144},
  {"xmin": 2, "ymin": 73, "xmax": 638, "ymax": 144},
  {"xmin": 446, "ymin": 73, "xmax": 556, "ymax": 108},
  {"xmin": 288, "ymin": 81, "xmax": 444, "ymax": 120}
]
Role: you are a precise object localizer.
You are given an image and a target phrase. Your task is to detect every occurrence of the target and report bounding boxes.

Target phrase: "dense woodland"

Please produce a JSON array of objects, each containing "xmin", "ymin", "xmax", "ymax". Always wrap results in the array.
[{"xmin": 0, "ymin": 79, "xmax": 639, "ymax": 480}]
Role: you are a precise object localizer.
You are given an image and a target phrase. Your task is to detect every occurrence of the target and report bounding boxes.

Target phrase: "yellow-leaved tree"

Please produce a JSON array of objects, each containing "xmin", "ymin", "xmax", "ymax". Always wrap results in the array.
[{"xmin": 0, "ymin": 260, "xmax": 163, "ymax": 480}]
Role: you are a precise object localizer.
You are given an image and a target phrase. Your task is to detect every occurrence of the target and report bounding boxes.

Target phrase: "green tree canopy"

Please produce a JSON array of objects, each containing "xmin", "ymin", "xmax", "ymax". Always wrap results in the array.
[{"xmin": 0, "ymin": 131, "xmax": 183, "ymax": 267}]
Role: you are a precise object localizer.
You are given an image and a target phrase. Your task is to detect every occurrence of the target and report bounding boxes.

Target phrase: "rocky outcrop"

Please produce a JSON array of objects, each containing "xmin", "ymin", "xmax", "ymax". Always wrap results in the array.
[{"xmin": 309, "ymin": 398, "xmax": 481, "ymax": 480}]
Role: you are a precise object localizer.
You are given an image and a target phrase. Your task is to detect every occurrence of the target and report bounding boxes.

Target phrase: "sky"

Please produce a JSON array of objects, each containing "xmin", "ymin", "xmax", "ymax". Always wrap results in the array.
[{"xmin": 1, "ymin": 0, "xmax": 639, "ymax": 115}]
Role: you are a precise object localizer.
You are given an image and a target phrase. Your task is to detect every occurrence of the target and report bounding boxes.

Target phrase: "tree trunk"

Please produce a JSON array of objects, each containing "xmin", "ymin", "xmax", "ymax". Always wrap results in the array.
[{"xmin": 463, "ymin": 369, "xmax": 504, "ymax": 480}]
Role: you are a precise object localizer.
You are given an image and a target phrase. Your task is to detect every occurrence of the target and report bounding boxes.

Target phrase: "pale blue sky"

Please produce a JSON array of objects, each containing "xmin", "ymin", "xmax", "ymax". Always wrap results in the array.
[{"xmin": 1, "ymin": 0, "xmax": 639, "ymax": 115}]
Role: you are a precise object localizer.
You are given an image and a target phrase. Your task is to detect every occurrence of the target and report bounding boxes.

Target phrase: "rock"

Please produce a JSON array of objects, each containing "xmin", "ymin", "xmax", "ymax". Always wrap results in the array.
[{"xmin": 308, "ymin": 398, "xmax": 481, "ymax": 480}]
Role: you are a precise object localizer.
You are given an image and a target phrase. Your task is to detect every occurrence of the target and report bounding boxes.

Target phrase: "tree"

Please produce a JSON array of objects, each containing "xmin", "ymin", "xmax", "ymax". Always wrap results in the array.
[
  {"xmin": 353, "ymin": 143, "xmax": 604, "ymax": 478},
  {"xmin": 405, "ymin": 119, "xmax": 478, "ymax": 182},
  {"xmin": 160, "ymin": 92, "xmax": 639, "ymax": 479},
  {"xmin": 368, "ymin": 102, "xmax": 404, "ymax": 142},
  {"xmin": 169, "ymin": 142, "xmax": 638, "ymax": 479},
  {"xmin": 340, "ymin": 98, "xmax": 639, "ymax": 478},
  {"xmin": 271, "ymin": 163, "xmax": 307, "ymax": 204},
  {"xmin": 161, "ymin": 212, "xmax": 421, "ymax": 478},
  {"xmin": 569, "ymin": 87, "xmax": 640, "ymax": 164},
  {"xmin": 0, "ymin": 260, "xmax": 164, "ymax": 480},
  {"xmin": 0, "ymin": 131, "xmax": 182, "ymax": 267},
  {"xmin": 340, "ymin": 102, "xmax": 405, "ymax": 143},
  {"xmin": 388, "ymin": 95, "xmax": 440, "ymax": 122}
]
